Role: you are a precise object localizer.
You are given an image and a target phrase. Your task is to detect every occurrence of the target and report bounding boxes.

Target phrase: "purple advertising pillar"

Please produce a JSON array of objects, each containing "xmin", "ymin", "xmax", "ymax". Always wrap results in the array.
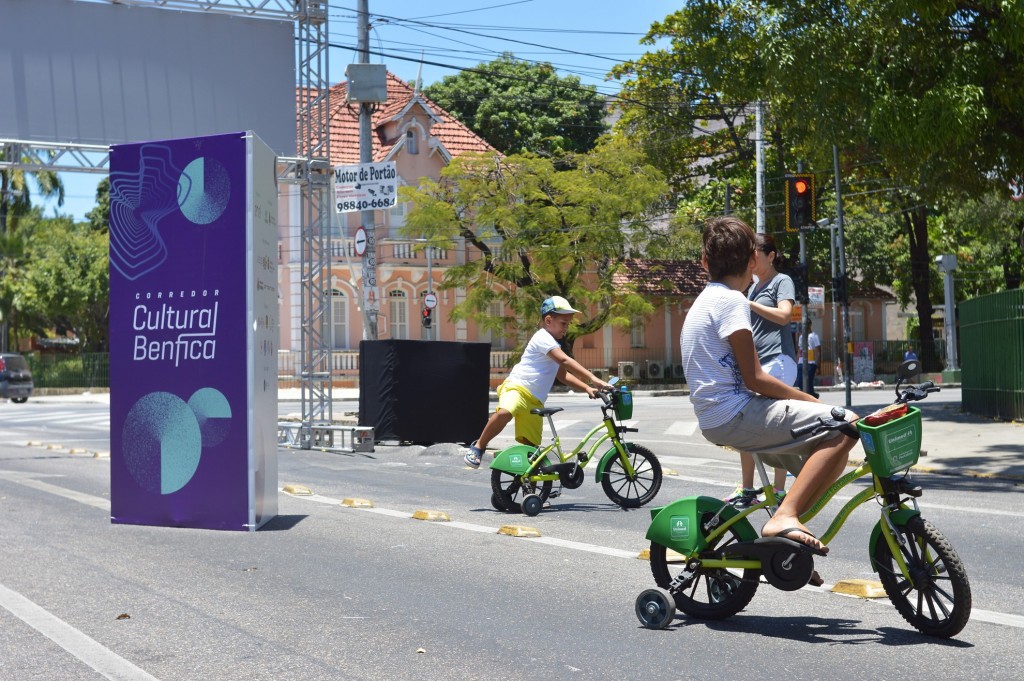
[{"xmin": 109, "ymin": 131, "xmax": 278, "ymax": 531}]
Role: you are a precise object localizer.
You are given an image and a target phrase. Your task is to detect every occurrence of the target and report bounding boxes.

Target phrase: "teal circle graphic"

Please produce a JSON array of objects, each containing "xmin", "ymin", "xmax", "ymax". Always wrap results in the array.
[
  {"xmin": 188, "ymin": 387, "xmax": 233, "ymax": 447},
  {"xmin": 177, "ymin": 157, "xmax": 230, "ymax": 225},
  {"xmin": 122, "ymin": 391, "xmax": 202, "ymax": 495}
]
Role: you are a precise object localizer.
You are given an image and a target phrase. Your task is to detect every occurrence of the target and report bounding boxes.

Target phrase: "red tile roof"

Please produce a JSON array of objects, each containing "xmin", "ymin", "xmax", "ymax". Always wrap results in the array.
[
  {"xmin": 615, "ymin": 259, "xmax": 708, "ymax": 297},
  {"xmin": 309, "ymin": 72, "xmax": 497, "ymax": 165}
]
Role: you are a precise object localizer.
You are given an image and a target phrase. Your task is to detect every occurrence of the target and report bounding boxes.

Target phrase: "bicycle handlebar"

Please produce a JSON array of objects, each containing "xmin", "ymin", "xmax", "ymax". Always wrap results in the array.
[{"xmin": 790, "ymin": 379, "xmax": 938, "ymax": 441}]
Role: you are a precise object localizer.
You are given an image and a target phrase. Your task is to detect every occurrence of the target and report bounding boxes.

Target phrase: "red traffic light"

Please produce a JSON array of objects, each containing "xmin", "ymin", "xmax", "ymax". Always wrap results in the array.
[{"xmin": 785, "ymin": 173, "xmax": 815, "ymax": 232}]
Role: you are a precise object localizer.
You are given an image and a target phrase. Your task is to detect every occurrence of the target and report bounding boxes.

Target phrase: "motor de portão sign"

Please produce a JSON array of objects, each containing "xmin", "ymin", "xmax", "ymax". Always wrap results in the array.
[{"xmin": 334, "ymin": 161, "xmax": 397, "ymax": 213}]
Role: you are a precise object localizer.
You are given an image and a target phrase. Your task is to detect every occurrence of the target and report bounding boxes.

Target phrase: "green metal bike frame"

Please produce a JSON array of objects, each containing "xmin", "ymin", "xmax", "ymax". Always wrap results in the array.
[
  {"xmin": 514, "ymin": 416, "xmax": 636, "ymax": 482},
  {"xmin": 668, "ymin": 459, "xmax": 920, "ymax": 585}
]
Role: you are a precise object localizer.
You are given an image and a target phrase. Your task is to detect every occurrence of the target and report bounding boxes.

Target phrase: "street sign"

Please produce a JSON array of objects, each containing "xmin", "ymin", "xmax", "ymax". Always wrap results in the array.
[
  {"xmin": 354, "ymin": 226, "xmax": 367, "ymax": 256},
  {"xmin": 424, "ymin": 292, "xmax": 437, "ymax": 309},
  {"xmin": 808, "ymin": 286, "xmax": 825, "ymax": 308},
  {"xmin": 362, "ymin": 285, "xmax": 380, "ymax": 315},
  {"xmin": 333, "ymin": 161, "xmax": 397, "ymax": 213}
]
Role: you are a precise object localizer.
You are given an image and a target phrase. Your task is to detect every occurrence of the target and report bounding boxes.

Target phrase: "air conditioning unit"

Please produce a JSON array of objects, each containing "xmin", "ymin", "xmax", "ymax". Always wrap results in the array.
[
  {"xmin": 617, "ymin": 361, "xmax": 637, "ymax": 380},
  {"xmin": 673, "ymin": 364, "xmax": 686, "ymax": 379},
  {"xmin": 592, "ymin": 368, "xmax": 610, "ymax": 381},
  {"xmin": 646, "ymin": 360, "xmax": 664, "ymax": 380}
]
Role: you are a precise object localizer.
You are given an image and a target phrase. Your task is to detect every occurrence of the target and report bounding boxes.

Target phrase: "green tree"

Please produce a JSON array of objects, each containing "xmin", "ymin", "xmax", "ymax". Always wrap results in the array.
[
  {"xmin": 423, "ymin": 53, "xmax": 607, "ymax": 156},
  {"xmin": 85, "ymin": 177, "xmax": 110, "ymax": 234},
  {"xmin": 0, "ymin": 153, "xmax": 64, "ymax": 234},
  {"xmin": 400, "ymin": 137, "xmax": 669, "ymax": 352},
  {"xmin": 615, "ymin": 0, "xmax": 1024, "ymax": 371},
  {"xmin": 20, "ymin": 218, "xmax": 110, "ymax": 351},
  {"xmin": 0, "ymin": 229, "xmax": 29, "ymax": 351}
]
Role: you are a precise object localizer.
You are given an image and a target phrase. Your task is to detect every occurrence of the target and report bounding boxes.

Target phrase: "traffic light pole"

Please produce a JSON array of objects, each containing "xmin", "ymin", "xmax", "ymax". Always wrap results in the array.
[
  {"xmin": 833, "ymin": 145, "xmax": 852, "ymax": 409},
  {"xmin": 799, "ymin": 229, "xmax": 810, "ymax": 394}
]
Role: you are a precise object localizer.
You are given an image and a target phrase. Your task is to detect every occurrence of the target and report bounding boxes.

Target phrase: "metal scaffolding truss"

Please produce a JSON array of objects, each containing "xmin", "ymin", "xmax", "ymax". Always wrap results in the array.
[{"xmin": 2, "ymin": 0, "xmax": 332, "ymax": 448}]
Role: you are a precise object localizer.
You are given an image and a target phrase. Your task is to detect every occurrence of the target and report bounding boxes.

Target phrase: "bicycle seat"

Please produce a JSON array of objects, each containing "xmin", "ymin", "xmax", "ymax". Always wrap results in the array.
[{"xmin": 531, "ymin": 407, "xmax": 563, "ymax": 417}]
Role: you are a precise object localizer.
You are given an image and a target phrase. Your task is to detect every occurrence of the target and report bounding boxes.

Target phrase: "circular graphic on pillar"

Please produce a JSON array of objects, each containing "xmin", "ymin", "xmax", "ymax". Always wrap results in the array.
[
  {"xmin": 177, "ymin": 157, "xmax": 230, "ymax": 225},
  {"xmin": 122, "ymin": 391, "xmax": 202, "ymax": 495},
  {"xmin": 188, "ymin": 387, "xmax": 233, "ymax": 447}
]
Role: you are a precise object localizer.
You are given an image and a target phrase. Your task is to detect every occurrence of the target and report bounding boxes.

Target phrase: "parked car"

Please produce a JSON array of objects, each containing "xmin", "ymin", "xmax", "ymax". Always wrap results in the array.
[{"xmin": 0, "ymin": 353, "xmax": 33, "ymax": 403}]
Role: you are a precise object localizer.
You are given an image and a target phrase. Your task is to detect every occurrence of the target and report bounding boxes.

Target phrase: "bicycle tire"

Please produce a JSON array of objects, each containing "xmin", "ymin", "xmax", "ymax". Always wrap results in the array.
[
  {"xmin": 490, "ymin": 468, "xmax": 551, "ymax": 512},
  {"xmin": 601, "ymin": 443, "xmax": 662, "ymax": 508},
  {"xmin": 649, "ymin": 517, "xmax": 758, "ymax": 620},
  {"xmin": 873, "ymin": 515, "xmax": 971, "ymax": 638}
]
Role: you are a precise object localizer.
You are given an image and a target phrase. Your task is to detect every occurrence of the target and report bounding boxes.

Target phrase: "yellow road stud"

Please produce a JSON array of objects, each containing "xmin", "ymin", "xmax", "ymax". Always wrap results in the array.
[
  {"xmin": 637, "ymin": 547, "xmax": 686, "ymax": 562},
  {"xmin": 341, "ymin": 497, "xmax": 374, "ymax": 508},
  {"xmin": 282, "ymin": 484, "xmax": 314, "ymax": 496},
  {"xmin": 412, "ymin": 510, "xmax": 451, "ymax": 522},
  {"xmin": 831, "ymin": 579, "xmax": 886, "ymax": 598},
  {"xmin": 498, "ymin": 525, "xmax": 541, "ymax": 538}
]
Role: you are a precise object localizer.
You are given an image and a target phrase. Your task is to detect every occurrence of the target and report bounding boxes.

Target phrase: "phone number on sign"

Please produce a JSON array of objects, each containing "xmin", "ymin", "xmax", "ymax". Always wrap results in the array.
[{"xmin": 336, "ymin": 198, "xmax": 395, "ymax": 212}]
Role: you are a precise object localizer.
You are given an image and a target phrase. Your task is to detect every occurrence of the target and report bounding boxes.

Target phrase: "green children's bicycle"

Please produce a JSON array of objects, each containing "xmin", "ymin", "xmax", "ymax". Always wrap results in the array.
[
  {"xmin": 489, "ymin": 378, "xmax": 663, "ymax": 516},
  {"xmin": 635, "ymin": 360, "xmax": 972, "ymax": 638}
]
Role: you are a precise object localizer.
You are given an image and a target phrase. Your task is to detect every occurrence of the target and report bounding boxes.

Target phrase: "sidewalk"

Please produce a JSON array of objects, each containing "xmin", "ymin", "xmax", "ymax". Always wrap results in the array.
[{"xmin": 27, "ymin": 385, "xmax": 1024, "ymax": 482}]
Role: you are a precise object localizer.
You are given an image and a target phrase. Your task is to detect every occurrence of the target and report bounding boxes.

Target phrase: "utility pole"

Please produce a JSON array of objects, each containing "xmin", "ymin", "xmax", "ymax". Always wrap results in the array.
[
  {"xmin": 937, "ymin": 254, "xmax": 960, "ymax": 376},
  {"xmin": 755, "ymin": 101, "xmax": 764, "ymax": 233},
  {"xmin": 356, "ymin": 0, "xmax": 378, "ymax": 339},
  {"xmin": 833, "ymin": 145, "xmax": 852, "ymax": 408},
  {"xmin": 796, "ymin": 161, "xmax": 810, "ymax": 394}
]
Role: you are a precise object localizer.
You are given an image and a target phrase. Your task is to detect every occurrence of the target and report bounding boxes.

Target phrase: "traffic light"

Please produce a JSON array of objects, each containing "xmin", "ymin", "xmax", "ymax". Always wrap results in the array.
[
  {"xmin": 790, "ymin": 264, "xmax": 809, "ymax": 304},
  {"xmin": 785, "ymin": 174, "xmax": 815, "ymax": 232},
  {"xmin": 832, "ymin": 274, "xmax": 848, "ymax": 304},
  {"xmin": 421, "ymin": 307, "xmax": 433, "ymax": 328}
]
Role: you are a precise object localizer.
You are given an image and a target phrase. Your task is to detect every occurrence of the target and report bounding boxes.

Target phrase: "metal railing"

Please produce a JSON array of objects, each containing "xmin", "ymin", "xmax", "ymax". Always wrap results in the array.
[{"xmin": 18, "ymin": 339, "xmax": 953, "ymax": 390}]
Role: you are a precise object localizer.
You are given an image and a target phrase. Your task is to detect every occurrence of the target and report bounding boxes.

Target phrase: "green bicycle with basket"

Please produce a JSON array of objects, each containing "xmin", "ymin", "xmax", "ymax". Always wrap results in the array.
[
  {"xmin": 489, "ymin": 377, "xmax": 663, "ymax": 516},
  {"xmin": 635, "ymin": 360, "xmax": 971, "ymax": 638}
]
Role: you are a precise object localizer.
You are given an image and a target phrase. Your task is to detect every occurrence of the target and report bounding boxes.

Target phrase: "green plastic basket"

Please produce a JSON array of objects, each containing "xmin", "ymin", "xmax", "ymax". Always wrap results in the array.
[
  {"xmin": 856, "ymin": 406, "xmax": 922, "ymax": 477},
  {"xmin": 613, "ymin": 386, "xmax": 633, "ymax": 420}
]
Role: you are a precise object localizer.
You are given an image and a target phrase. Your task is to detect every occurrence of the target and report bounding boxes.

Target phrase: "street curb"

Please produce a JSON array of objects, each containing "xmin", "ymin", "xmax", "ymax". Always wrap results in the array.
[{"xmin": 909, "ymin": 465, "xmax": 1024, "ymax": 483}]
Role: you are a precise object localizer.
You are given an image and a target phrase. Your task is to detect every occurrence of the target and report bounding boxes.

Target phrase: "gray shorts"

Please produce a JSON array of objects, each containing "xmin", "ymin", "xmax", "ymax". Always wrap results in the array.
[{"xmin": 700, "ymin": 396, "xmax": 846, "ymax": 475}]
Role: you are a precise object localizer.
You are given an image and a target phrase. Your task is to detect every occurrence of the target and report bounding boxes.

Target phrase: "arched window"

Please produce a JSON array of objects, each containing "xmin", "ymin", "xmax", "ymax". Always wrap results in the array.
[
  {"xmin": 331, "ymin": 289, "xmax": 349, "ymax": 350},
  {"xmin": 388, "ymin": 289, "xmax": 408, "ymax": 339},
  {"xmin": 406, "ymin": 129, "xmax": 418, "ymax": 155}
]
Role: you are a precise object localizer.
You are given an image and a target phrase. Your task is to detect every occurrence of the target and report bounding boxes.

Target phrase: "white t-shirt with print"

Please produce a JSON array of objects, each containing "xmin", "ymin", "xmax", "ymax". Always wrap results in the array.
[
  {"xmin": 506, "ymin": 327, "xmax": 562, "ymax": 403},
  {"xmin": 680, "ymin": 283, "xmax": 756, "ymax": 430}
]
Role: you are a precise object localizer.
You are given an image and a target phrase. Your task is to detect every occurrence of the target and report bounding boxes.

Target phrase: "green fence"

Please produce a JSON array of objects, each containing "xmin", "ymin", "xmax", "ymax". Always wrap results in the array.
[
  {"xmin": 25, "ymin": 353, "xmax": 110, "ymax": 389},
  {"xmin": 960, "ymin": 288, "xmax": 1024, "ymax": 421}
]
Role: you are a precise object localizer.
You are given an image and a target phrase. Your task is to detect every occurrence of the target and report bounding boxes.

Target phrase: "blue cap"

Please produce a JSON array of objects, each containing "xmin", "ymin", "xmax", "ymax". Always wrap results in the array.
[{"xmin": 540, "ymin": 296, "xmax": 580, "ymax": 315}]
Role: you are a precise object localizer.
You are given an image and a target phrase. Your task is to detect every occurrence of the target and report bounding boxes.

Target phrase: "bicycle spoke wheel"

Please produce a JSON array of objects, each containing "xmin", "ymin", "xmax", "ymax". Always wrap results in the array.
[
  {"xmin": 874, "ymin": 516, "xmax": 971, "ymax": 638},
  {"xmin": 649, "ymin": 518, "xmax": 758, "ymax": 620},
  {"xmin": 490, "ymin": 469, "xmax": 551, "ymax": 513},
  {"xmin": 601, "ymin": 443, "xmax": 662, "ymax": 508}
]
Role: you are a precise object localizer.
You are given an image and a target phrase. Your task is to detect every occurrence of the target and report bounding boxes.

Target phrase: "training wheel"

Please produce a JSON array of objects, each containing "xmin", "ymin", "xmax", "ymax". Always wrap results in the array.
[
  {"xmin": 521, "ymin": 493, "xmax": 543, "ymax": 517},
  {"xmin": 635, "ymin": 589, "xmax": 676, "ymax": 630}
]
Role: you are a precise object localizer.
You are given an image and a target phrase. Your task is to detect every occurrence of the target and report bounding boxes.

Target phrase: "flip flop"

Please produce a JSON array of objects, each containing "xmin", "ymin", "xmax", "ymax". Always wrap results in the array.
[{"xmin": 765, "ymin": 527, "xmax": 829, "ymax": 556}]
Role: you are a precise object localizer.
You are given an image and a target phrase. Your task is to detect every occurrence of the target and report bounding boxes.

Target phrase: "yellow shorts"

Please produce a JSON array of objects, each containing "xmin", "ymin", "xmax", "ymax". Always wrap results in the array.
[{"xmin": 496, "ymin": 382, "xmax": 544, "ymax": 447}]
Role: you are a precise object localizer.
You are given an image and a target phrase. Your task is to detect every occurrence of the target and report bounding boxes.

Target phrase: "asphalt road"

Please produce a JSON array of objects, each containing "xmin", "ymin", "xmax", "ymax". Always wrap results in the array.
[{"xmin": 1, "ymin": 392, "xmax": 1021, "ymax": 680}]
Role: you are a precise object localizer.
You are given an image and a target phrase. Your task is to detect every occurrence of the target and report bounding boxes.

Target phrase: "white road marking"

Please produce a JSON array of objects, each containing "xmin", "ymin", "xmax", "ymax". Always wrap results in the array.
[
  {"xmin": 0, "ymin": 472, "xmax": 109, "ymax": 511},
  {"xmin": 0, "ymin": 582, "xmax": 159, "ymax": 680},
  {"xmin": 284, "ymin": 489, "xmax": 1024, "ymax": 630},
  {"xmin": 665, "ymin": 421, "xmax": 699, "ymax": 437}
]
